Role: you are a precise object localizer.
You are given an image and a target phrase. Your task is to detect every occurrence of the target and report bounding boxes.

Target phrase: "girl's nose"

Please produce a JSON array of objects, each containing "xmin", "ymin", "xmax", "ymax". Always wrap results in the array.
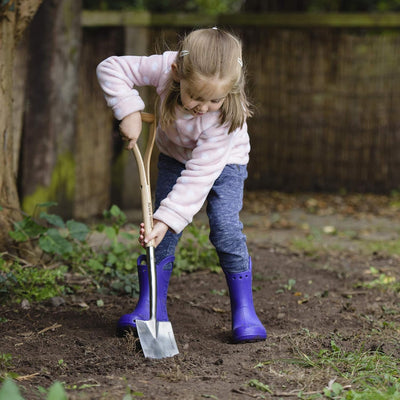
[{"xmin": 198, "ymin": 103, "xmax": 208, "ymax": 113}]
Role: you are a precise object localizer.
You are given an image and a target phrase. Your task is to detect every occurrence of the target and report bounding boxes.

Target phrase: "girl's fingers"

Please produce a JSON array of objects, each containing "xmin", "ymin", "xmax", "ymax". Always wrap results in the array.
[
  {"xmin": 125, "ymin": 139, "xmax": 137, "ymax": 150},
  {"xmin": 138, "ymin": 222, "xmax": 146, "ymax": 248}
]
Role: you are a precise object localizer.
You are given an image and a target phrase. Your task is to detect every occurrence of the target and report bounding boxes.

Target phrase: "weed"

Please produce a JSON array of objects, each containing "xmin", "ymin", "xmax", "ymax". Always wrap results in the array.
[
  {"xmin": 0, "ymin": 353, "xmax": 13, "ymax": 375},
  {"xmin": 389, "ymin": 190, "xmax": 400, "ymax": 210},
  {"xmin": 0, "ymin": 353, "xmax": 19, "ymax": 383},
  {"xmin": 0, "ymin": 379, "xmax": 67, "ymax": 400},
  {"xmin": 3, "ymin": 204, "xmax": 142, "ymax": 301},
  {"xmin": 2, "ymin": 205, "xmax": 222, "ymax": 304},
  {"xmin": 290, "ymin": 231, "xmax": 322, "ymax": 256},
  {"xmin": 276, "ymin": 278, "xmax": 296, "ymax": 293},
  {"xmin": 287, "ymin": 337, "xmax": 400, "ymax": 399},
  {"xmin": 366, "ymin": 240, "xmax": 400, "ymax": 257},
  {"xmin": 0, "ymin": 261, "xmax": 66, "ymax": 303},
  {"xmin": 211, "ymin": 289, "xmax": 227, "ymax": 296},
  {"xmin": 358, "ymin": 267, "xmax": 399, "ymax": 293},
  {"xmin": 323, "ymin": 379, "xmax": 346, "ymax": 398},
  {"xmin": 248, "ymin": 379, "xmax": 273, "ymax": 393},
  {"xmin": 174, "ymin": 223, "xmax": 219, "ymax": 276}
]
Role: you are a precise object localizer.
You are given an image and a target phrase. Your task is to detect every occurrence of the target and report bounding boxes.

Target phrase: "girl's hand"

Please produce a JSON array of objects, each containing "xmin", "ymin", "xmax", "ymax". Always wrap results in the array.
[
  {"xmin": 138, "ymin": 220, "xmax": 169, "ymax": 248},
  {"xmin": 119, "ymin": 111, "xmax": 142, "ymax": 149}
]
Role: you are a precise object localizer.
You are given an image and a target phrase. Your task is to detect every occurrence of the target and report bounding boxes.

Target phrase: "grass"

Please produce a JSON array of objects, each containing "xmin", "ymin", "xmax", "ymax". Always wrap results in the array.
[
  {"xmin": 249, "ymin": 329, "xmax": 400, "ymax": 400},
  {"xmin": 289, "ymin": 225, "xmax": 400, "ymax": 258},
  {"xmin": 249, "ymin": 213, "xmax": 400, "ymax": 400},
  {"xmin": 366, "ymin": 239, "xmax": 400, "ymax": 257},
  {"xmin": 357, "ymin": 267, "xmax": 400, "ymax": 293}
]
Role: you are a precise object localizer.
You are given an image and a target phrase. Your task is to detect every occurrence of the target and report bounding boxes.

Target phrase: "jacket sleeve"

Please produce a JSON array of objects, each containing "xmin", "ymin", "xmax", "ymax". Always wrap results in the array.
[
  {"xmin": 96, "ymin": 52, "xmax": 175, "ymax": 120},
  {"xmin": 153, "ymin": 123, "xmax": 237, "ymax": 234}
]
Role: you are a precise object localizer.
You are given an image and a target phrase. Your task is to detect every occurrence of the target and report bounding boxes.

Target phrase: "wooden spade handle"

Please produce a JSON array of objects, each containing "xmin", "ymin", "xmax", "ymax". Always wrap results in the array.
[{"xmin": 131, "ymin": 112, "xmax": 156, "ymax": 246}]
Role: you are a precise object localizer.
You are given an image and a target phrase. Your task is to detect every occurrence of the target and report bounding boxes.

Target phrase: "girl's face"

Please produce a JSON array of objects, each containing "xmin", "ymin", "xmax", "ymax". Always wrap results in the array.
[{"xmin": 175, "ymin": 70, "xmax": 231, "ymax": 117}]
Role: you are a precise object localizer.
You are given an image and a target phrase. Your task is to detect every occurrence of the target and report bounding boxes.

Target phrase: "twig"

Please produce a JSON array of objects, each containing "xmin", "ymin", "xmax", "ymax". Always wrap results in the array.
[
  {"xmin": 78, "ymin": 266, "xmax": 101, "ymax": 289},
  {"xmin": 273, "ymin": 390, "xmax": 323, "ymax": 397},
  {"xmin": 232, "ymin": 388, "xmax": 262, "ymax": 398},
  {"xmin": 16, "ymin": 372, "xmax": 40, "ymax": 381},
  {"xmin": 341, "ymin": 291, "xmax": 368, "ymax": 296},
  {"xmin": 1, "ymin": 252, "xmax": 32, "ymax": 266},
  {"xmin": 37, "ymin": 323, "xmax": 62, "ymax": 335}
]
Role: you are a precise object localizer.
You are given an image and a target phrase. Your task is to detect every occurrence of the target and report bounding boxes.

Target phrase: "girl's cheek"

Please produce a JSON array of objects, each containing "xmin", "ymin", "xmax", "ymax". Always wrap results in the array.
[
  {"xmin": 185, "ymin": 100, "xmax": 197, "ymax": 109},
  {"xmin": 211, "ymin": 102, "xmax": 223, "ymax": 111}
]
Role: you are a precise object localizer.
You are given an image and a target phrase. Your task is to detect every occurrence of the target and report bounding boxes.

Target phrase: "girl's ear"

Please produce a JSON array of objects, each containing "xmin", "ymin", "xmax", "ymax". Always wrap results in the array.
[{"xmin": 171, "ymin": 63, "xmax": 180, "ymax": 82}]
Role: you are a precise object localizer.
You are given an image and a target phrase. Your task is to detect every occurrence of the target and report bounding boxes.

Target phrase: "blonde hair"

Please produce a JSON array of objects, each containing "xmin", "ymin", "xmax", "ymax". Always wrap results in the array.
[{"xmin": 160, "ymin": 28, "xmax": 252, "ymax": 133}]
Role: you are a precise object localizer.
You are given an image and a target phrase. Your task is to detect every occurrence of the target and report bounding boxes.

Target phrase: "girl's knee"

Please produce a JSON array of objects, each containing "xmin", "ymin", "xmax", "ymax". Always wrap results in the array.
[{"xmin": 209, "ymin": 225, "xmax": 244, "ymax": 250}]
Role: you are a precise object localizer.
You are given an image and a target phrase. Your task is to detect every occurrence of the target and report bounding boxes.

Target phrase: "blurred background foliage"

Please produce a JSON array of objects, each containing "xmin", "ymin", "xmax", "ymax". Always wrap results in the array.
[{"xmin": 82, "ymin": 0, "xmax": 400, "ymax": 12}]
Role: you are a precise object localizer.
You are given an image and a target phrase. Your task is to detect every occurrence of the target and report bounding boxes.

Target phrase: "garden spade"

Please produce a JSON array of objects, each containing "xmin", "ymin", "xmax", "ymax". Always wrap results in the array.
[{"xmin": 132, "ymin": 112, "xmax": 179, "ymax": 360}]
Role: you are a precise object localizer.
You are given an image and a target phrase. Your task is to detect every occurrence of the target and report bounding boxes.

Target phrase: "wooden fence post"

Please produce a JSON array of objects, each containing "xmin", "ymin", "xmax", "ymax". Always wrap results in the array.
[
  {"xmin": 114, "ymin": 26, "xmax": 152, "ymax": 211},
  {"xmin": 74, "ymin": 27, "xmax": 124, "ymax": 218}
]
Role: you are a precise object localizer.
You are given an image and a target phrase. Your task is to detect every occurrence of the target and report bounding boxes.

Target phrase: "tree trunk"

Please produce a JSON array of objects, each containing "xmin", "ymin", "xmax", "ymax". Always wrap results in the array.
[
  {"xmin": 0, "ymin": 0, "xmax": 43, "ymax": 252},
  {"xmin": 20, "ymin": 0, "xmax": 82, "ymax": 218}
]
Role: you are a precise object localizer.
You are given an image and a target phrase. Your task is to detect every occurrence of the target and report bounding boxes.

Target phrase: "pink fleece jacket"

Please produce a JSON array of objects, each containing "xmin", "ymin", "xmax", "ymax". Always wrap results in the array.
[{"xmin": 96, "ymin": 51, "xmax": 251, "ymax": 234}]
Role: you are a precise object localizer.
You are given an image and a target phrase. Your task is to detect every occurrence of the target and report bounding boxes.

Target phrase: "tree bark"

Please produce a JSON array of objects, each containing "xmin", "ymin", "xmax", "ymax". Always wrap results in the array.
[
  {"xmin": 0, "ymin": 0, "xmax": 43, "ymax": 252},
  {"xmin": 20, "ymin": 0, "xmax": 81, "ymax": 218}
]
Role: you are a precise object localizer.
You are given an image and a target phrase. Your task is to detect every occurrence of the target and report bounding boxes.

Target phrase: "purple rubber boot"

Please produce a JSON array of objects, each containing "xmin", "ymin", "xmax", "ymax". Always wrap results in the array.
[
  {"xmin": 225, "ymin": 257, "xmax": 267, "ymax": 343},
  {"xmin": 116, "ymin": 254, "xmax": 174, "ymax": 337}
]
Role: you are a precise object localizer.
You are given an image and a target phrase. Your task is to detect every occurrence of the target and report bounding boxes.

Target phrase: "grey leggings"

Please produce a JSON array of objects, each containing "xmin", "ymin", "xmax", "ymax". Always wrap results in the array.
[{"xmin": 154, "ymin": 153, "xmax": 249, "ymax": 274}]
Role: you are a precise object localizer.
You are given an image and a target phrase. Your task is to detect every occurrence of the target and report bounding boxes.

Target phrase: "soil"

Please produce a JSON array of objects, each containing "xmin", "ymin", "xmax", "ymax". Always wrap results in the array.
[{"xmin": 1, "ymin": 192, "xmax": 400, "ymax": 400}]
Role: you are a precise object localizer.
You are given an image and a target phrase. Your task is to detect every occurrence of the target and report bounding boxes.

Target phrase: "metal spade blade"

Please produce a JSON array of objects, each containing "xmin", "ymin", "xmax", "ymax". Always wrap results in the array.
[{"xmin": 135, "ymin": 245, "xmax": 179, "ymax": 359}]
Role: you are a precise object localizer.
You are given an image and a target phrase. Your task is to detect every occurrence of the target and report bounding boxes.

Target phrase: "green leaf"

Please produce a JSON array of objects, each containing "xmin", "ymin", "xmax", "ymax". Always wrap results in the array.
[
  {"xmin": 87, "ymin": 259, "xmax": 104, "ymax": 272},
  {"xmin": 46, "ymin": 381, "xmax": 67, "ymax": 400},
  {"xmin": 110, "ymin": 204, "xmax": 126, "ymax": 220},
  {"xmin": 96, "ymin": 299, "xmax": 104, "ymax": 307},
  {"xmin": 248, "ymin": 379, "xmax": 273, "ymax": 393},
  {"xmin": 107, "ymin": 252, "xmax": 118, "ymax": 266},
  {"xmin": 39, "ymin": 229, "xmax": 73, "ymax": 256},
  {"xmin": 66, "ymin": 220, "xmax": 89, "ymax": 241},
  {"xmin": 39, "ymin": 212, "xmax": 65, "ymax": 228},
  {"xmin": 104, "ymin": 226, "xmax": 117, "ymax": 241},
  {"xmin": 0, "ymin": 379, "xmax": 24, "ymax": 400},
  {"xmin": 8, "ymin": 229, "xmax": 29, "ymax": 242},
  {"xmin": 111, "ymin": 241, "xmax": 127, "ymax": 255},
  {"xmin": 9, "ymin": 217, "xmax": 46, "ymax": 241}
]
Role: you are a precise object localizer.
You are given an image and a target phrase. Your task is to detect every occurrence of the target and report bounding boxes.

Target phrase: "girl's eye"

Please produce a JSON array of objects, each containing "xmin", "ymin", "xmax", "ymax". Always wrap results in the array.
[{"xmin": 212, "ymin": 98, "xmax": 223, "ymax": 104}]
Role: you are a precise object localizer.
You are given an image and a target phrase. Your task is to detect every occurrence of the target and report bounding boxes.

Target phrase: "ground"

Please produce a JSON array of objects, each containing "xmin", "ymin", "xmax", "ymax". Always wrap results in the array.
[{"xmin": 1, "ymin": 192, "xmax": 399, "ymax": 399}]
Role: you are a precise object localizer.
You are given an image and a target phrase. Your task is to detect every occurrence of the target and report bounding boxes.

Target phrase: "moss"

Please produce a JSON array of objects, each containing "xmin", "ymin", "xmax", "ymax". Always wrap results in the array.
[{"xmin": 22, "ymin": 152, "xmax": 76, "ymax": 217}]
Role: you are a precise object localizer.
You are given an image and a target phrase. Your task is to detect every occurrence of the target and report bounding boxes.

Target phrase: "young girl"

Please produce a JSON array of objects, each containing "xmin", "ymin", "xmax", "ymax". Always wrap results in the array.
[{"xmin": 97, "ymin": 27, "xmax": 266, "ymax": 343}]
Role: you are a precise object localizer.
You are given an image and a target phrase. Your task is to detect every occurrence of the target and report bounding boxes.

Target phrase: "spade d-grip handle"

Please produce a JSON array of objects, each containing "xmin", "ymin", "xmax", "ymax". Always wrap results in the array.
[{"xmin": 131, "ymin": 112, "xmax": 156, "ymax": 248}]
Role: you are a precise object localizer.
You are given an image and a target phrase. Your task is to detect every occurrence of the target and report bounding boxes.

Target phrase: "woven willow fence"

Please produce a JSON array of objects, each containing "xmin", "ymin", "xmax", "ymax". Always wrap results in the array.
[
  {"xmin": 243, "ymin": 28, "xmax": 400, "ymax": 192},
  {"xmin": 82, "ymin": 12, "xmax": 400, "ymax": 193}
]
